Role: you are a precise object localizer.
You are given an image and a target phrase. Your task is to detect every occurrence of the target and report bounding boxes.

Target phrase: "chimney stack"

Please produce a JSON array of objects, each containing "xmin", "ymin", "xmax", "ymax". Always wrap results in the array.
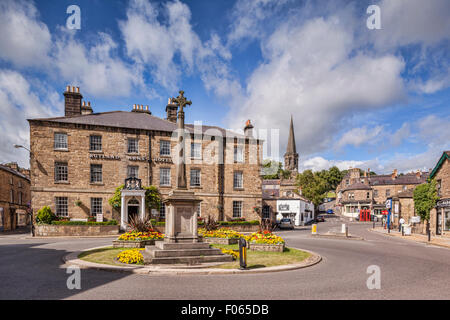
[
  {"xmin": 64, "ymin": 85, "xmax": 83, "ymax": 117},
  {"xmin": 81, "ymin": 99, "xmax": 93, "ymax": 115},
  {"xmin": 415, "ymin": 170, "xmax": 422, "ymax": 178},
  {"xmin": 392, "ymin": 169, "xmax": 398, "ymax": 179},
  {"xmin": 131, "ymin": 103, "xmax": 151, "ymax": 114},
  {"xmin": 166, "ymin": 98, "xmax": 178, "ymax": 123},
  {"xmin": 244, "ymin": 119, "xmax": 254, "ymax": 138}
]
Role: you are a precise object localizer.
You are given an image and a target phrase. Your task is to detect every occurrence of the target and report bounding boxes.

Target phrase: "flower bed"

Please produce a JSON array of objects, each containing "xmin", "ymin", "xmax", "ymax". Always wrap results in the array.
[
  {"xmin": 198, "ymin": 228, "xmax": 242, "ymax": 245},
  {"xmin": 245, "ymin": 231, "xmax": 285, "ymax": 252},
  {"xmin": 220, "ymin": 248, "xmax": 239, "ymax": 260},
  {"xmin": 116, "ymin": 248, "xmax": 144, "ymax": 264},
  {"xmin": 113, "ymin": 230, "xmax": 164, "ymax": 248}
]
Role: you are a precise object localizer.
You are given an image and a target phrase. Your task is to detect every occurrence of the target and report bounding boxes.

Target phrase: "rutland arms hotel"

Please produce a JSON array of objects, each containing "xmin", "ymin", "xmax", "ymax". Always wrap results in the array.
[{"xmin": 28, "ymin": 86, "xmax": 263, "ymax": 229}]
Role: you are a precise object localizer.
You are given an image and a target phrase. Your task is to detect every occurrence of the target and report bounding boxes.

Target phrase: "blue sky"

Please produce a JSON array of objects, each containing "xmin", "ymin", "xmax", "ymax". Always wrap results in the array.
[{"xmin": 0, "ymin": 0, "xmax": 449, "ymax": 174}]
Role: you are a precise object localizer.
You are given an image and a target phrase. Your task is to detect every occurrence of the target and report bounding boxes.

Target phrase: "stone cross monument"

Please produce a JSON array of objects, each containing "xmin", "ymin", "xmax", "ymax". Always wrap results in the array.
[
  {"xmin": 163, "ymin": 90, "xmax": 201, "ymax": 243},
  {"xmin": 142, "ymin": 90, "xmax": 233, "ymax": 264}
]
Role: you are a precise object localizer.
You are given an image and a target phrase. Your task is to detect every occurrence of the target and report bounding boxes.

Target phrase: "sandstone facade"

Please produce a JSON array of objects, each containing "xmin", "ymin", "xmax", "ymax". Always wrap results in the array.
[
  {"xmin": 28, "ymin": 87, "xmax": 263, "ymax": 224},
  {"xmin": 0, "ymin": 163, "xmax": 30, "ymax": 231}
]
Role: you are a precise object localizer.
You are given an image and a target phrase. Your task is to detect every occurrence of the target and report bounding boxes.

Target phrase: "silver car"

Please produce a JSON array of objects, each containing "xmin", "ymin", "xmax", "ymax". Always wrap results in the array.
[{"xmin": 279, "ymin": 218, "xmax": 294, "ymax": 229}]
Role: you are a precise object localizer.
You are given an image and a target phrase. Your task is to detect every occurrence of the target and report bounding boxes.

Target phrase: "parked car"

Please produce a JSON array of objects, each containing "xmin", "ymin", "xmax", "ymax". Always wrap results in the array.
[
  {"xmin": 326, "ymin": 209, "xmax": 334, "ymax": 214},
  {"xmin": 304, "ymin": 219, "xmax": 315, "ymax": 226},
  {"xmin": 316, "ymin": 215, "xmax": 325, "ymax": 222},
  {"xmin": 279, "ymin": 218, "xmax": 294, "ymax": 229}
]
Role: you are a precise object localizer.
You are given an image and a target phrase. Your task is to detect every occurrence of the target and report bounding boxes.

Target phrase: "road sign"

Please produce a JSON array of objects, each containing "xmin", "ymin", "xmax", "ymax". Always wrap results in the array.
[{"xmin": 385, "ymin": 200, "xmax": 391, "ymax": 209}]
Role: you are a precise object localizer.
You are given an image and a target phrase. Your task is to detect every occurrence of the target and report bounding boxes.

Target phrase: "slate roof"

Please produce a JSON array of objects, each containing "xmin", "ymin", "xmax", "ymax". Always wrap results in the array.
[
  {"xmin": 368, "ymin": 173, "xmax": 429, "ymax": 186},
  {"xmin": 28, "ymin": 111, "xmax": 254, "ymax": 140},
  {"xmin": 430, "ymin": 151, "xmax": 450, "ymax": 179},
  {"xmin": 0, "ymin": 164, "xmax": 30, "ymax": 181},
  {"xmin": 342, "ymin": 182, "xmax": 372, "ymax": 191},
  {"xmin": 262, "ymin": 189, "xmax": 280, "ymax": 199}
]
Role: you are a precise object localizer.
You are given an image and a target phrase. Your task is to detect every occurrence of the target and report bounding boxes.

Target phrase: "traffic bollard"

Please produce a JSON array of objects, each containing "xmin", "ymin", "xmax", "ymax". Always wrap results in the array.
[
  {"xmin": 341, "ymin": 223, "xmax": 346, "ymax": 234},
  {"xmin": 239, "ymin": 238, "xmax": 247, "ymax": 270},
  {"xmin": 312, "ymin": 224, "xmax": 317, "ymax": 235}
]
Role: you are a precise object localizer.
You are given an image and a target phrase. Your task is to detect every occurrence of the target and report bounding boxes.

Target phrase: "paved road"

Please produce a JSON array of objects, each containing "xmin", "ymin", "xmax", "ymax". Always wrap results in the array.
[{"xmin": 0, "ymin": 219, "xmax": 449, "ymax": 300}]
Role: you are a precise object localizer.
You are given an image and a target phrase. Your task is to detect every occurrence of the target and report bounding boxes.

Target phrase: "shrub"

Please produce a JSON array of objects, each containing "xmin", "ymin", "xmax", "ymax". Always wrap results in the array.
[
  {"xmin": 219, "ymin": 220, "xmax": 260, "ymax": 226},
  {"xmin": 128, "ymin": 215, "xmax": 153, "ymax": 233},
  {"xmin": 204, "ymin": 215, "xmax": 219, "ymax": 231},
  {"xmin": 116, "ymin": 249, "xmax": 144, "ymax": 264},
  {"xmin": 35, "ymin": 206, "xmax": 57, "ymax": 224}
]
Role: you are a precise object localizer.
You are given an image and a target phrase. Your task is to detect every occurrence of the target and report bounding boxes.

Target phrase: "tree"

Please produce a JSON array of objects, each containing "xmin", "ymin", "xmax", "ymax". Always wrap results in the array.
[
  {"xmin": 108, "ymin": 184, "xmax": 161, "ymax": 213},
  {"xmin": 261, "ymin": 160, "xmax": 291, "ymax": 179},
  {"xmin": 413, "ymin": 179, "xmax": 439, "ymax": 223},
  {"xmin": 296, "ymin": 170, "xmax": 328, "ymax": 215}
]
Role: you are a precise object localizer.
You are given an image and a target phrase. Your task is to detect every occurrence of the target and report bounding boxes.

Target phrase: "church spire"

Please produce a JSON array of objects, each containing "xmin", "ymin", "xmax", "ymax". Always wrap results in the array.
[
  {"xmin": 286, "ymin": 115, "xmax": 296, "ymax": 154},
  {"xmin": 284, "ymin": 115, "xmax": 299, "ymax": 174}
]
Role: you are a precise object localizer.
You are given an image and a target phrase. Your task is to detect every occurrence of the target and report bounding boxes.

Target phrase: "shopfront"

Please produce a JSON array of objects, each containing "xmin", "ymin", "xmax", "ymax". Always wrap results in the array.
[{"xmin": 437, "ymin": 198, "xmax": 450, "ymax": 235}]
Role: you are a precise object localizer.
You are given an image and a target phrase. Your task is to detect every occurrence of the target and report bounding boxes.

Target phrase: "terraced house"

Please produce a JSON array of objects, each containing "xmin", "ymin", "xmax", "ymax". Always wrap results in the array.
[
  {"xmin": 0, "ymin": 162, "xmax": 30, "ymax": 231},
  {"xmin": 336, "ymin": 167, "xmax": 429, "ymax": 218},
  {"xmin": 28, "ymin": 86, "xmax": 263, "ymax": 225}
]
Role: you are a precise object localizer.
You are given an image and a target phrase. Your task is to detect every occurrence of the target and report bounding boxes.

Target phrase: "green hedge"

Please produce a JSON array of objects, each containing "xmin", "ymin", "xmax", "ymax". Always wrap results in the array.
[
  {"xmin": 51, "ymin": 220, "xmax": 118, "ymax": 226},
  {"xmin": 150, "ymin": 220, "xmax": 259, "ymax": 226},
  {"xmin": 219, "ymin": 220, "xmax": 260, "ymax": 226}
]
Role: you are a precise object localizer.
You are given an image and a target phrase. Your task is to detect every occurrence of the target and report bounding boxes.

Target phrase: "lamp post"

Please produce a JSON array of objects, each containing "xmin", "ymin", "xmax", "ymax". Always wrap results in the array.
[{"xmin": 13, "ymin": 144, "xmax": 34, "ymax": 237}]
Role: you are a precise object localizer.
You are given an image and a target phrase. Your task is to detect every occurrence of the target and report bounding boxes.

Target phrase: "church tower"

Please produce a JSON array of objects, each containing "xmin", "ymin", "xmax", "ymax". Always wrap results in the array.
[{"xmin": 284, "ymin": 115, "xmax": 299, "ymax": 174}]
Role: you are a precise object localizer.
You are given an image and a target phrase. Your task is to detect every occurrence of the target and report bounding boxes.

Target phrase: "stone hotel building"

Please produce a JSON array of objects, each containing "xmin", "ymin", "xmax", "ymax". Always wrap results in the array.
[{"xmin": 28, "ymin": 86, "xmax": 263, "ymax": 224}]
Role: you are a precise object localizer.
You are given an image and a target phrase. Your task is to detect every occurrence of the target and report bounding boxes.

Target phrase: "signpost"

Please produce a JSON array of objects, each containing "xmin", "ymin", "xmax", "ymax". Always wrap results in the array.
[{"xmin": 385, "ymin": 199, "xmax": 392, "ymax": 233}]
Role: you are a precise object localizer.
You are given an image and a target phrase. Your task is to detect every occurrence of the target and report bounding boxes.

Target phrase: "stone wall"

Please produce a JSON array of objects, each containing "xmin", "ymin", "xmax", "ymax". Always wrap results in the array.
[{"xmin": 35, "ymin": 224, "xmax": 119, "ymax": 237}]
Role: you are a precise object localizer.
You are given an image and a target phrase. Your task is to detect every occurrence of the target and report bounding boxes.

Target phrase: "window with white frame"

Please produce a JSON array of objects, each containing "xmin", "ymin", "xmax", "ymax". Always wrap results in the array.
[
  {"xmin": 127, "ymin": 166, "xmax": 139, "ymax": 178},
  {"xmin": 233, "ymin": 171, "xmax": 243, "ymax": 189},
  {"xmin": 55, "ymin": 162, "xmax": 68, "ymax": 182},
  {"xmin": 55, "ymin": 197, "xmax": 68, "ymax": 217},
  {"xmin": 190, "ymin": 169, "xmax": 201, "ymax": 187},
  {"xmin": 160, "ymin": 140, "xmax": 171, "ymax": 156},
  {"xmin": 191, "ymin": 143, "xmax": 202, "ymax": 159},
  {"xmin": 159, "ymin": 203, "xmax": 166, "ymax": 218},
  {"xmin": 160, "ymin": 168, "xmax": 171, "ymax": 186},
  {"xmin": 89, "ymin": 135, "xmax": 102, "ymax": 151},
  {"xmin": 91, "ymin": 198, "xmax": 102, "ymax": 216},
  {"xmin": 90, "ymin": 164, "xmax": 102, "ymax": 183},
  {"xmin": 234, "ymin": 146, "xmax": 244, "ymax": 163},
  {"xmin": 127, "ymin": 138, "xmax": 138, "ymax": 153},
  {"xmin": 54, "ymin": 133, "xmax": 68, "ymax": 150},
  {"xmin": 233, "ymin": 201, "xmax": 243, "ymax": 218}
]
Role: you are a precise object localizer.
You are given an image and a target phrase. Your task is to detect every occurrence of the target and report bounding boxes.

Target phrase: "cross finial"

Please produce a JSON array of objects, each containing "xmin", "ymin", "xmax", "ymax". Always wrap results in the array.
[{"xmin": 171, "ymin": 90, "xmax": 192, "ymax": 113}]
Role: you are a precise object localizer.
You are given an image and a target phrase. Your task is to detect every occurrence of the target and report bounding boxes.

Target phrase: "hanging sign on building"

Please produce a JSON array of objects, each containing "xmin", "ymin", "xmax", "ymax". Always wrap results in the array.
[
  {"xmin": 278, "ymin": 204, "xmax": 290, "ymax": 211},
  {"xmin": 437, "ymin": 198, "xmax": 450, "ymax": 208}
]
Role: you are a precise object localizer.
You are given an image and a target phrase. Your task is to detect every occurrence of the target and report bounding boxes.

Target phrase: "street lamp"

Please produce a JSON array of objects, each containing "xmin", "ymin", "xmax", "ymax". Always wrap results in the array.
[{"xmin": 14, "ymin": 144, "xmax": 34, "ymax": 236}]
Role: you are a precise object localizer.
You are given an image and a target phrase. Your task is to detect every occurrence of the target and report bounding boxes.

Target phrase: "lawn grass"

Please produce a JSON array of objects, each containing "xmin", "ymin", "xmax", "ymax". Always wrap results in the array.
[
  {"xmin": 211, "ymin": 244, "xmax": 310, "ymax": 269},
  {"xmin": 78, "ymin": 245, "xmax": 311, "ymax": 270},
  {"xmin": 78, "ymin": 247, "xmax": 129, "ymax": 266}
]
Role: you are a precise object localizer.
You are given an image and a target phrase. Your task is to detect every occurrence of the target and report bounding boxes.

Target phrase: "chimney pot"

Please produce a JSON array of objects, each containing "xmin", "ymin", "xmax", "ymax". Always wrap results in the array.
[
  {"xmin": 76, "ymin": 87, "xmax": 80, "ymax": 93},
  {"xmin": 72, "ymin": 86, "xmax": 75, "ymax": 92},
  {"xmin": 82, "ymin": 101, "xmax": 85, "ymax": 106},
  {"xmin": 66, "ymin": 85, "xmax": 70, "ymax": 92},
  {"xmin": 88, "ymin": 101, "xmax": 91, "ymax": 107}
]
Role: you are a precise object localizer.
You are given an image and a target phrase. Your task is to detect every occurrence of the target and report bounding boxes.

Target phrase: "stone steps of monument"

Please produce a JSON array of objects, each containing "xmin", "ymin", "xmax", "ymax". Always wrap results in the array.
[
  {"xmin": 143, "ymin": 254, "xmax": 234, "ymax": 265},
  {"xmin": 154, "ymin": 242, "xmax": 211, "ymax": 250},
  {"xmin": 150, "ymin": 248, "xmax": 224, "ymax": 258}
]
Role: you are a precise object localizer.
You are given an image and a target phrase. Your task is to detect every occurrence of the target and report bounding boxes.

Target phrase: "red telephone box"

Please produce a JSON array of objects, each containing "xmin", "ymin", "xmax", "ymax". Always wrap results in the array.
[{"xmin": 359, "ymin": 209, "xmax": 371, "ymax": 221}]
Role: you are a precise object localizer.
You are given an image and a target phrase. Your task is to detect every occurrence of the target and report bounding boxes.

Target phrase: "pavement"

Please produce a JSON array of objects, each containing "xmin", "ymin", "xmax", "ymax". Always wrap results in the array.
[
  {"xmin": 1, "ymin": 219, "xmax": 450, "ymax": 299},
  {"xmin": 371, "ymin": 227, "xmax": 450, "ymax": 249}
]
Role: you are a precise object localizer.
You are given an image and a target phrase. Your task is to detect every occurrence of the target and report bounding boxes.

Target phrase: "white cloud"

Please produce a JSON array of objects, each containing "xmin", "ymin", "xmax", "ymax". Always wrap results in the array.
[
  {"xmin": 373, "ymin": 0, "xmax": 450, "ymax": 49},
  {"xmin": 335, "ymin": 126, "xmax": 384, "ymax": 150},
  {"xmin": 300, "ymin": 156, "xmax": 366, "ymax": 172},
  {"xmin": 0, "ymin": 70, "xmax": 62, "ymax": 168},
  {"xmin": 53, "ymin": 31, "xmax": 145, "ymax": 98},
  {"xmin": 227, "ymin": 15, "xmax": 406, "ymax": 156},
  {"xmin": 0, "ymin": 0, "xmax": 51, "ymax": 68}
]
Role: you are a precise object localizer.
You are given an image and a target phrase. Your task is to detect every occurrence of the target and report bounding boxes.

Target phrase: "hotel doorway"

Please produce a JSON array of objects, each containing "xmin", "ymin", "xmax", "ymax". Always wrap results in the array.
[{"xmin": 127, "ymin": 198, "xmax": 140, "ymax": 222}]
